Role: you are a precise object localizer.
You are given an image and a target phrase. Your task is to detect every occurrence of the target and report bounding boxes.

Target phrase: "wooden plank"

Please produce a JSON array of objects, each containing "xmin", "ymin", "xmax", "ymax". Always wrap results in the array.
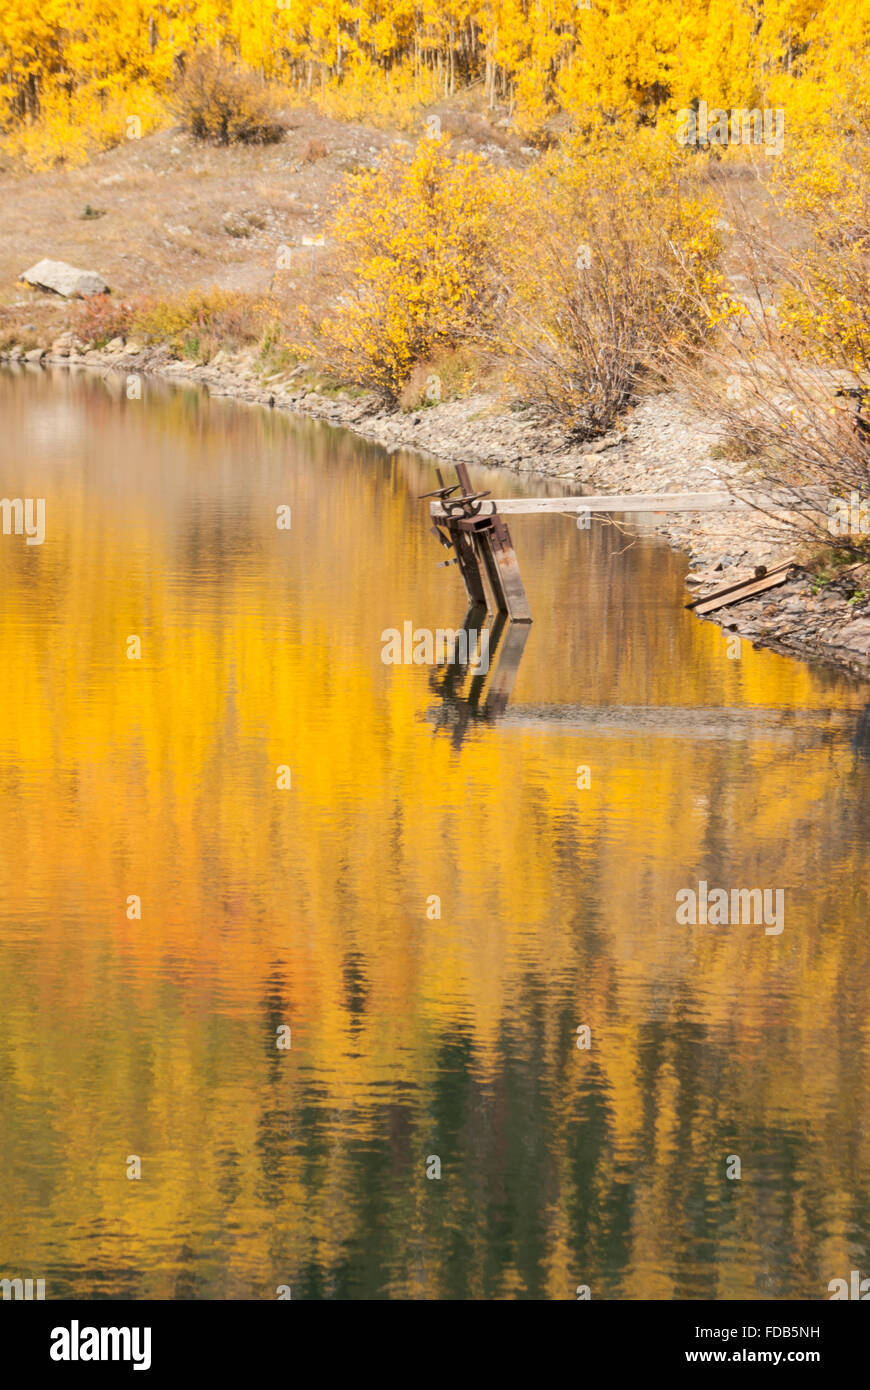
[
  {"xmin": 447, "ymin": 521, "xmax": 487, "ymax": 606},
  {"xmin": 485, "ymin": 516, "xmax": 533, "ymax": 622},
  {"xmin": 430, "ymin": 487, "xmax": 828, "ymax": 519},
  {"xmin": 432, "ymin": 492, "xmax": 740, "ymax": 517},
  {"xmin": 693, "ymin": 568, "xmax": 792, "ymax": 615},
  {"xmin": 476, "ymin": 529, "xmax": 509, "ymax": 615},
  {"xmin": 685, "ymin": 559, "xmax": 796, "ymax": 609}
]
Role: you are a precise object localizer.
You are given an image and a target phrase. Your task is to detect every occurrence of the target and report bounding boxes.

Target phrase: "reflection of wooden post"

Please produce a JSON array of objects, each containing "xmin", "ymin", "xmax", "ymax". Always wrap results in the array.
[{"xmin": 485, "ymin": 618, "xmax": 530, "ymax": 717}]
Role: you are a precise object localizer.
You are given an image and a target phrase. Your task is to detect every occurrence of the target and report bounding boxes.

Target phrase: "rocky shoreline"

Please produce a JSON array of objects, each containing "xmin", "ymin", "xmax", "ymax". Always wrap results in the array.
[{"xmin": 5, "ymin": 332, "xmax": 870, "ymax": 684}]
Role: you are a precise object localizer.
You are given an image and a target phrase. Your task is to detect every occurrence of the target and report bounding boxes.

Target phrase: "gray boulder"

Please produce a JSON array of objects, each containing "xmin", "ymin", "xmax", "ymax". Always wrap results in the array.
[
  {"xmin": 20, "ymin": 259, "xmax": 109, "ymax": 298},
  {"xmin": 838, "ymin": 619, "xmax": 870, "ymax": 653}
]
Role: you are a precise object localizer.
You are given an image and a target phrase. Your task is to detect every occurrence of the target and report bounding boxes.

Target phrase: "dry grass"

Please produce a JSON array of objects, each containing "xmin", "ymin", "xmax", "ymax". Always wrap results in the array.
[{"xmin": 491, "ymin": 135, "xmax": 725, "ymax": 438}]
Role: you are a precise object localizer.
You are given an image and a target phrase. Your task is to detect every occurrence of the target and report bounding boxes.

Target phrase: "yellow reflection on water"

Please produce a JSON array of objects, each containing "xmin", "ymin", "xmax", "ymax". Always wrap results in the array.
[{"xmin": 0, "ymin": 366, "xmax": 868, "ymax": 1300}]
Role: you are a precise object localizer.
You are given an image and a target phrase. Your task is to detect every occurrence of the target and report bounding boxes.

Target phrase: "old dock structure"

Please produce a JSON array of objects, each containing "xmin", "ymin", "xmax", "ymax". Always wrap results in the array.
[
  {"xmin": 422, "ymin": 465, "xmax": 826, "ymax": 623},
  {"xmin": 421, "ymin": 463, "xmax": 534, "ymax": 621}
]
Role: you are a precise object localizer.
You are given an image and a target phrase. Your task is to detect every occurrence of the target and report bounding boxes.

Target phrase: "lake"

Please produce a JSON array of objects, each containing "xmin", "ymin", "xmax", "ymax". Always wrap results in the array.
[{"xmin": 1, "ymin": 365, "xmax": 869, "ymax": 1300}]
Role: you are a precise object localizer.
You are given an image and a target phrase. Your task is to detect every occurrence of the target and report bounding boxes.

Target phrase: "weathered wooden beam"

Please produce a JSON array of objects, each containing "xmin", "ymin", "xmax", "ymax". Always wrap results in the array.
[
  {"xmin": 475, "ymin": 529, "xmax": 507, "ymax": 614},
  {"xmin": 685, "ymin": 559, "xmax": 796, "ymax": 611},
  {"xmin": 692, "ymin": 567, "xmax": 794, "ymax": 615},
  {"xmin": 477, "ymin": 515, "xmax": 533, "ymax": 622},
  {"xmin": 430, "ymin": 487, "xmax": 828, "ymax": 519},
  {"xmin": 446, "ymin": 521, "xmax": 487, "ymax": 606}
]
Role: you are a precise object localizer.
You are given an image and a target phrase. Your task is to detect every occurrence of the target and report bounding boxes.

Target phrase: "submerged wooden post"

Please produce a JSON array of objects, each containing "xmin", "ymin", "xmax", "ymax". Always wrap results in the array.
[
  {"xmin": 423, "ymin": 463, "xmax": 533, "ymax": 623},
  {"xmin": 454, "ymin": 464, "xmax": 532, "ymax": 622},
  {"xmin": 479, "ymin": 511, "xmax": 532, "ymax": 622},
  {"xmin": 447, "ymin": 521, "xmax": 487, "ymax": 606}
]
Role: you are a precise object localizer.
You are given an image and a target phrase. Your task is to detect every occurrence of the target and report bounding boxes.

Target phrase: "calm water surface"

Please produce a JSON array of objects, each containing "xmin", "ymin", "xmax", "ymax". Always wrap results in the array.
[{"xmin": 1, "ymin": 366, "xmax": 869, "ymax": 1300}]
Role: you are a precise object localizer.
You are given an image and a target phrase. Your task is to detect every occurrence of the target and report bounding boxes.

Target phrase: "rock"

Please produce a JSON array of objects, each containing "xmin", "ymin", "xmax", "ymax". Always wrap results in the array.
[
  {"xmin": 104, "ymin": 337, "xmax": 125, "ymax": 352},
  {"xmin": 8, "ymin": 346, "xmax": 23, "ymax": 360},
  {"xmin": 837, "ymin": 619, "xmax": 870, "ymax": 652},
  {"xmin": 123, "ymin": 341, "xmax": 142, "ymax": 355},
  {"xmin": 24, "ymin": 347, "xmax": 46, "ymax": 362},
  {"xmin": 581, "ymin": 434, "xmax": 621, "ymax": 455},
  {"xmin": 20, "ymin": 259, "xmax": 109, "ymax": 298}
]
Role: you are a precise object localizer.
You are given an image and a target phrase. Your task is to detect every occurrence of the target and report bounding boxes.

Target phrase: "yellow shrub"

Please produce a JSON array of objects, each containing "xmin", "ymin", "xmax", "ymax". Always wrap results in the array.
[
  {"xmin": 309, "ymin": 136, "xmax": 499, "ymax": 399},
  {"xmin": 397, "ymin": 346, "xmax": 484, "ymax": 410},
  {"xmin": 671, "ymin": 96, "xmax": 870, "ymax": 554},
  {"xmin": 0, "ymin": 80, "xmax": 166, "ymax": 171}
]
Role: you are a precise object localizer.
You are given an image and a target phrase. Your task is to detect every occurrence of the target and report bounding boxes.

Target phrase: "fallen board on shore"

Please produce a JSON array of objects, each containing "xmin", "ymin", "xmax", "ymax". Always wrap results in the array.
[
  {"xmin": 692, "ymin": 568, "xmax": 794, "ymax": 615},
  {"xmin": 687, "ymin": 560, "xmax": 798, "ymax": 615}
]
